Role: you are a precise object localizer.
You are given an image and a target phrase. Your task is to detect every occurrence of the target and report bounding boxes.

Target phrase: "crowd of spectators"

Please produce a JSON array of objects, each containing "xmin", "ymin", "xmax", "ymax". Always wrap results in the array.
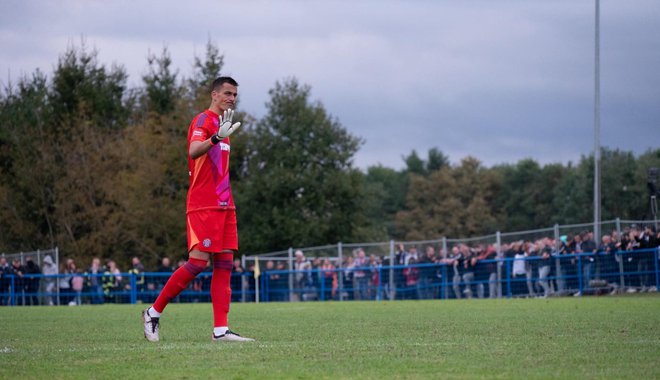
[
  {"xmin": 0, "ymin": 224, "xmax": 658, "ymax": 305},
  {"xmin": 266, "ymin": 224, "xmax": 660, "ymax": 302}
]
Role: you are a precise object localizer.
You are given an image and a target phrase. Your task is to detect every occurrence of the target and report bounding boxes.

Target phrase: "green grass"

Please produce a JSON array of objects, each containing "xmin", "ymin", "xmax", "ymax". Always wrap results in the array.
[{"xmin": 1, "ymin": 296, "xmax": 659, "ymax": 379}]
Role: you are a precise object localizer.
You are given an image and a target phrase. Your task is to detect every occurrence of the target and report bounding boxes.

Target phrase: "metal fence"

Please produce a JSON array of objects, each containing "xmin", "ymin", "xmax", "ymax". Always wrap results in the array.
[
  {"xmin": 0, "ymin": 218, "xmax": 657, "ymax": 305},
  {"xmin": 0, "ymin": 248, "xmax": 658, "ymax": 305}
]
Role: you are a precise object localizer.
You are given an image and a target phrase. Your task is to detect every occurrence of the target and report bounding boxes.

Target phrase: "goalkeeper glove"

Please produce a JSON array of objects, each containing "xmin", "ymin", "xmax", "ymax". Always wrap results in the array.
[{"xmin": 211, "ymin": 109, "xmax": 241, "ymax": 144}]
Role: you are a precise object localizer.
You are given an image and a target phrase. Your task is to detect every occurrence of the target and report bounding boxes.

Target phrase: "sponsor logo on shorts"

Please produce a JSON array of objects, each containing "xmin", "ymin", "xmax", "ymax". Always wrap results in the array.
[
  {"xmin": 202, "ymin": 238, "xmax": 212, "ymax": 248},
  {"xmin": 219, "ymin": 142, "xmax": 230, "ymax": 152}
]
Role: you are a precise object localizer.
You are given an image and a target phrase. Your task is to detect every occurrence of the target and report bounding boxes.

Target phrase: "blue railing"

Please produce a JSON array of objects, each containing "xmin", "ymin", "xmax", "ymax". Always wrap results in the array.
[{"xmin": 0, "ymin": 248, "xmax": 658, "ymax": 305}]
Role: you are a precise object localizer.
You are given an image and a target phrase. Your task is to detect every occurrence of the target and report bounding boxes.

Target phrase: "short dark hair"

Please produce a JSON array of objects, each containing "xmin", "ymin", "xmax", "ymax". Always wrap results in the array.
[{"xmin": 211, "ymin": 76, "xmax": 238, "ymax": 92}]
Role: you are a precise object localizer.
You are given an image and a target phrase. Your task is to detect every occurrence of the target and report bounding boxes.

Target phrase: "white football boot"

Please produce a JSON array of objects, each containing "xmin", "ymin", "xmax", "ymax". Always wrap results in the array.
[
  {"xmin": 212, "ymin": 329, "xmax": 255, "ymax": 342},
  {"xmin": 142, "ymin": 309, "xmax": 160, "ymax": 342}
]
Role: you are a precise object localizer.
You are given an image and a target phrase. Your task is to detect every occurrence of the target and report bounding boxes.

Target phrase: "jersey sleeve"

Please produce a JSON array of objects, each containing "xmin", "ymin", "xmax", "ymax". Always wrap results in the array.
[{"xmin": 189, "ymin": 113, "xmax": 213, "ymax": 143}]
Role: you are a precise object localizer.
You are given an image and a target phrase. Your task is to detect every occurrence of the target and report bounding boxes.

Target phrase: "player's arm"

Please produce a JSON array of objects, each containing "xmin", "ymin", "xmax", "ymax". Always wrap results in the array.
[
  {"xmin": 189, "ymin": 109, "xmax": 242, "ymax": 160},
  {"xmin": 189, "ymin": 139, "xmax": 216, "ymax": 160}
]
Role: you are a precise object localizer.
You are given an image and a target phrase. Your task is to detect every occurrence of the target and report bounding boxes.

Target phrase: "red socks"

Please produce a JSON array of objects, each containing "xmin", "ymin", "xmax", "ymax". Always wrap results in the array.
[
  {"xmin": 152, "ymin": 253, "xmax": 233, "ymax": 329},
  {"xmin": 153, "ymin": 257, "xmax": 207, "ymax": 313},
  {"xmin": 211, "ymin": 252, "xmax": 234, "ymax": 327}
]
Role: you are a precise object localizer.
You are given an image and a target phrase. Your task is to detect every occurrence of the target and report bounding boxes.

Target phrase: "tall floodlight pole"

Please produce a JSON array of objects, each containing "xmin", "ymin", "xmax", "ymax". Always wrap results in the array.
[{"xmin": 593, "ymin": 0, "xmax": 601, "ymax": 241}]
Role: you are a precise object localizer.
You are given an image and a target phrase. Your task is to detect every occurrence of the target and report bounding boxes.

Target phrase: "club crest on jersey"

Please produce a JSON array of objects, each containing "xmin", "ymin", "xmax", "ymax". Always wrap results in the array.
[{"xmin": 202, "ymin": 238, "xmax": 212, "ymax": 248}]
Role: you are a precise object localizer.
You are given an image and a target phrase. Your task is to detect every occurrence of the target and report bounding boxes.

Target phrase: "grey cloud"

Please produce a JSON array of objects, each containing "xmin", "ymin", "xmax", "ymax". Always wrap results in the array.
[{"xmin": 1, "ymin": 0, "xmax": 658, "ymax": 170}]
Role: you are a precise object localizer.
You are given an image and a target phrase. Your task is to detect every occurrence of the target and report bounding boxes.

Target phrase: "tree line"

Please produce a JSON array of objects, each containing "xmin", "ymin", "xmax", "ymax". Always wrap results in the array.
[{"xmin": 1, "ymin": 42, "xmax": 658, "ymax": 267}]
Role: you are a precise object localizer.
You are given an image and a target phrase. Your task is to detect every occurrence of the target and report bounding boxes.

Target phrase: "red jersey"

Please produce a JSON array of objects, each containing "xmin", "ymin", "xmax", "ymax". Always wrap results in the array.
[{"xmin": 186, "ymin": 109, "xmax": 235, "ymax": 212}]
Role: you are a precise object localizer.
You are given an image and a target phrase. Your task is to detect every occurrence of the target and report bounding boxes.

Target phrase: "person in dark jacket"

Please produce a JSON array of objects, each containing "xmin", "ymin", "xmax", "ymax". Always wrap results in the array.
[{"xmin": 24, "ymin": 257, "xmax": 41, "ymax": 306}]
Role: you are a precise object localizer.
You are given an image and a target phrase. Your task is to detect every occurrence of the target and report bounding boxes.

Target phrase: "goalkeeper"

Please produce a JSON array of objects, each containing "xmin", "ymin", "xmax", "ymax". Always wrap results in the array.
[{"xmin": 142, "ymin": 76, "xmax": 253, "ymax": 342}]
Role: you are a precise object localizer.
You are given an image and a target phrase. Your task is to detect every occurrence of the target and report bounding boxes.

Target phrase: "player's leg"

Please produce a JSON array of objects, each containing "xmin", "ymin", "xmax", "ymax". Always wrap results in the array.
[
  {"xmin": 143, "ymin": 249, "xmax": 209, "ymax": 342},
  {"xmin": 210, "ymin": 210, "xmax": 253, "ymax": 342}
]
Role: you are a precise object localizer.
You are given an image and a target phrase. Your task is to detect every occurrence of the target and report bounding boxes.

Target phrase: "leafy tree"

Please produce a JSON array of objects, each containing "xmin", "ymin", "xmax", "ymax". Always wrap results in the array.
[
  {"xmin": 402, "ymin": 147, "xmax": 449, "ymax": 177},
  {"xmin": 142, "ymin": 47, "xmax": 181, "ymax": 115},
  {"xmin": 363, "ymin": 165, "xmax": 408, "ymax": 238},
  {"xmin": 235, "ymin": 78, "xmax": 366, "ymax": 252},
  {"xmin": 396, "ymin": 157, "xmax": 498, "ymax": 239},
  {"xmin": 0, "ymin": 71, "xmax": 54, "ymax": 249},
  {"xmin": 403, "ymin": 150, "xmax": 426, "ymax": 176},
  {"xmin": 427, "ymin": 147, "xmax": 450, "ymax": 173},
  {"xmin": 48, "ymin": 46, "xmax": 130, "ymax": 259},
  {"xmin": 189, "ymin": 39, "xmax": 224, "ymax": 109},
  {"xmin": 50, "ymin": 44, "xmax": 128, "ymax": 130},
  {"xmin": 633, "ymin": 148, "xmax": 660, "ymax": 220}
]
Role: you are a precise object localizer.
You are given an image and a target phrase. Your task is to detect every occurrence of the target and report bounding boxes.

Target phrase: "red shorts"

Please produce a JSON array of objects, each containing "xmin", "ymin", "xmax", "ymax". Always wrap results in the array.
[{"xmin": 187, "ymin": 209, "xmax": 238, "ymax": 253}]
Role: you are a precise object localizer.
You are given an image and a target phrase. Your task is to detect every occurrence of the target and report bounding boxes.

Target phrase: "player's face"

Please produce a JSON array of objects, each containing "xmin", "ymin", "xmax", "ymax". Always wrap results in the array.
[{"xmin": 212, "ymin": 83, "xmax": 238, "ymax": 112}]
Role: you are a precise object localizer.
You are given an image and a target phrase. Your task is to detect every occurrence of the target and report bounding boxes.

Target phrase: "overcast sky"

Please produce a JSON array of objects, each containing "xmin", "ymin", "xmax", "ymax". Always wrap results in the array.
[{"xmin": 1, "ymin": 0, "xmax": 659, "ymax": 170}]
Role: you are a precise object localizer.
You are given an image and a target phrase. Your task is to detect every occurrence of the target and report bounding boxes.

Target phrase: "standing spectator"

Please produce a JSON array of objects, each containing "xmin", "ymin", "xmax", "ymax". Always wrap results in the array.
[
  {"xmin": 418, "ymin": 246, "xmax": 437, "ymax": 299},
  {"xmin": 156, "ymin": 257, "xmax": 174, "ymax": 290},
  {"xmin": 231, "ymin": 259, "xmax": 244, "ymax": 302},
  {"xmin": 320, "ymin": 259, "xmax": 337, "ymax": 301},
  {"xmin": 380, "ymin": 255, "xmax": 393, "ymax": 300},
  {"xmin": 352, "ymin": 249, "xmax": 369, "ymax": 300},
  {"xmin": 446, "ymin": 246, "xmax": 464, "ymax": 299},
  {"xmin": 565, "ymin": 234, "xmax": 583, "ymax": 294},
  {"xmin": 461, "ymin": 246, "xmax": 478, "ymax": 299},
  {"xmin": 71, "ymin": 270, "xmax": 84, "ymax": 305},
  {"xmin": 619, "ymin": 229, "xmax": 638, "ymax": 292},
  {"xmin": 403, "ymin": 257, "xmax": 419, "ymax": 299},
  {"xmin": 275, "ymin": 261, "xmax": 288, "ymax": 301},
  {"xmin": 537, "ymin": 240, "xmax": 554, "ymax": 298},
  {"xmin": 41, "ymin": 255, "xmax": 58, "ymax": 306},
  {"xmin": 509, "ymin": 242, "xmax": 527, "ymax": 297},
  {"xmin": 598, "ymin": 234, "xmax": 620, "ymax": 294},
  {"xmin": 292, "ymin": 250, "xmax": 312, "ymax": 301},
  {"xmin": 475, "ymin": 245, "xmax": 498, "ymax": 299},
  {"xmin": 265, "ymin": 260, "xmax": 280, "ymax": 302},
  {"xmin": 85, "ymin": 258, "xmax": 104, "ymax": 305},
  {"xmin": 244, "ymin": 263, "xmax": 256, "ymax": 303},
  {"xmin": 404, "ymin": 246, "xmax": 419, "ymax": 266},
  {"xmin": 369, "ymin": 254, "xmax": 381, "ymax": 300},
  {"xmin": 128, "ymin": 257, "xmax": 146, "ymax": 302},
  {"xmin": 343, "ymin": 256, "xmax": 354, "ymax": 300},
  {"xmin": 102, "ymin": 260, "xmax": 122, "ymax": 303},
  {"xmin": 23, "ymin": 257, "xmax": 41, "ymax": 306},
  {"xmin": 556, "ymin": 237, "xmax": 568, "ymax": 294},
  {"xmin": 0, "ymin": 257, "xmax": 13, "ymax": 306},
  {"xmin": 394, "ymin": 244, "xmax": 407, "ymax": 300},
  {"xmin": 578, "ymin": 231, "xmax": 597, "ymax": 295},
  {"xmin": 58, "ymin": 259, "xmax": 76, "ymax": 305},
  {"xmin": 637, "ymin": 225, "xmax": 659, "ymax": 292},
  {"xmin": 524, "ymin": 242, "xmax": 538, "ymax": 298},
  {"xmin": 310, "ymin": 257, "xmax": 322, "ymax": 296},
  {"xmin": 11, "ymin": 259, "xmax": 26, "ymax": 305}
]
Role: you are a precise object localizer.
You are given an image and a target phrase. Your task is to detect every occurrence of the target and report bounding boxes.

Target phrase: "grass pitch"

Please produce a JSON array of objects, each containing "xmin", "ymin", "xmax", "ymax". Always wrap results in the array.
[{"xmin": 0, "ymin": 296, "xmax": 659, "ymax": 379}]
